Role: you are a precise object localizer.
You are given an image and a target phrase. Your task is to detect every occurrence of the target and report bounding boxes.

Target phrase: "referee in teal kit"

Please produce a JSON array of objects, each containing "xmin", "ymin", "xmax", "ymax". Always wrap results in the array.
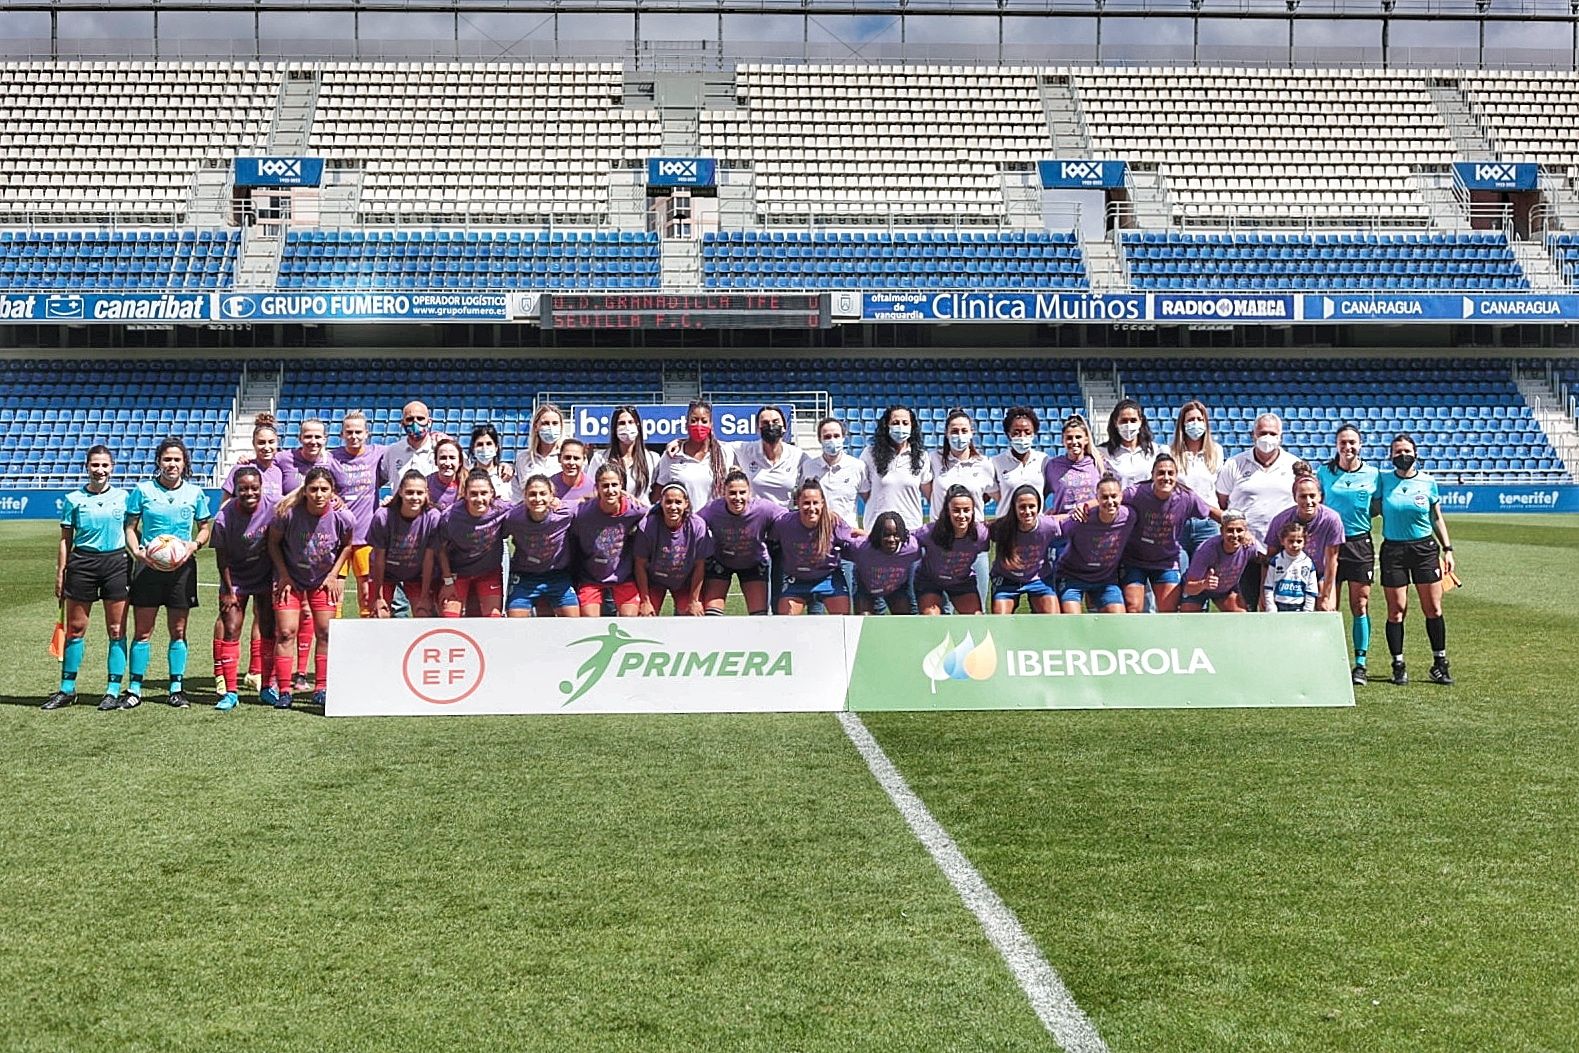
[{"xmin": 1376, "ymin": 433, "xmax": 1455, "ymax": 687}]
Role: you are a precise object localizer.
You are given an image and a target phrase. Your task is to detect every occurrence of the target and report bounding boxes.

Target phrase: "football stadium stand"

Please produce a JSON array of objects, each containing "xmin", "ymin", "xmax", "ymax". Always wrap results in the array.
[{"xmin": 0, "ymin": 230, "xmax": 239, "ymax": 291}]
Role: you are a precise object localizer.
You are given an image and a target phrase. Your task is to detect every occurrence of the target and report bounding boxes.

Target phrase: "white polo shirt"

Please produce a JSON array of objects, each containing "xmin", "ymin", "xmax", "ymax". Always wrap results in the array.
[
  {"xmin": 655, "ymin": 443, "xmax": 738, "ymax": 511},
  {"xmin": 929, "ymin": 450, "xmax": 998, "ymax": 514},
  {"xmin": 1105, "ymin": 442, "xmax": 1171, "ymax": 490},
  {"xmin": 859, "ymin": 445, "xmax": 933, "ymax": 530},
  {"xmin": 991, "ymin": 449, "xmax": 1049, "ymax": 505},
  {"xmin": 1215, "ymin": 446, "xmax": 1298, "ymax": 550},
  {"xmin": 799, "ymin": 451, "xmax": 868, "ymax": 525},
  {"xmin": 734, "ymin": 440, "xmax": 807, "ymax": 510},
  {"xmin": 379, "ymin": 433, "xmax": 442, "ymax": 487}
]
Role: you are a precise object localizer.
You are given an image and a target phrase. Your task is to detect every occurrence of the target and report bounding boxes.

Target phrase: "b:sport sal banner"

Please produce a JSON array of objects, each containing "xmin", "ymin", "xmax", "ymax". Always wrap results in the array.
[{"xmin": 328, "ymin": 613, "xmax": 1353, "ymax": 716}]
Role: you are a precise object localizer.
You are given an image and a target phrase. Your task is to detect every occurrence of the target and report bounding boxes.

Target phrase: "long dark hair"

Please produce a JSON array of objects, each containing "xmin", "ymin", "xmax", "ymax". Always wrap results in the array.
[
  {"xmin": 793, "ymin": 477, "xmax": 841, "ymax": 560},
  {"xmin": 939, "ymin": 409, "xmax": 980, "ymax": 468},
  {"xmin": 687, "ymin": 399, "xmax": 730, "ymax": 499},
  {"xmin": 153, "ymin": 436, "xmax": 193, "ymax": 479},
  {"xmin": 929, "ymin": 484, "xmax": 977, "ymax": 550},
  {"xmin": 869, "ymin": 511, "xmax": 909, "ymax": 551},
  {"xmin": 989, "ymin": 484, "xmax": 1044, "ymax": 562},
  {"xmin": 871, "ymin": 405, "xmax": 924, "ymax": 477},
  {"xmin": 1325, "ymin": 423, "xmax": 1363, "ymax": 474},
  {"xmin": 278, "ymin": 464, "xmax": 338, "ymax": 515},
  {"xmin": 1104, "ymin": 398, "xmax": 1156, "ymax": 457},
  {"xmin": 382, "ymin": 468, "xmax": 432, "ymax": 512},
  {"xmin": 607, "ymin": 404, "xmax": 653, "ymax": 496}
]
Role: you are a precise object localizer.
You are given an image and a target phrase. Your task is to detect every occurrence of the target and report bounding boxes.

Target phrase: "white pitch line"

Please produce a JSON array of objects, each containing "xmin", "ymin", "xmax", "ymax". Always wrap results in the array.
[{"xmin": 837, "ymin": 711, "xmax": 1109, "ymax": 1053}]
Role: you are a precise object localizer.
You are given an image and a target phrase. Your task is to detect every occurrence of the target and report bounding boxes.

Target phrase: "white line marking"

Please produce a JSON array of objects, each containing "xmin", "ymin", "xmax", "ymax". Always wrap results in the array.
[{"xmin": 838, "ymin": 711, "xmax": 1109, "ymax": 1053}]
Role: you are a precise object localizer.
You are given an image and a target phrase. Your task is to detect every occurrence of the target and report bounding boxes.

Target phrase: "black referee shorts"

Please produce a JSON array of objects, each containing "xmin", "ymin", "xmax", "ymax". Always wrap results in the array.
[
  {"xmin": 1335, "ymin": 534, "xmax": 1376, "ymax": 586},
  {"xmin": 128, "ymin": 560, "xmax": 200, "ymax": 610},
  {"xmin": 1379, "ymin": 538, "xmax": 1441, "ymax": 588},
  {"xmin": 63, "ymin": 548, "xmax": 131, "ymax": 603}
]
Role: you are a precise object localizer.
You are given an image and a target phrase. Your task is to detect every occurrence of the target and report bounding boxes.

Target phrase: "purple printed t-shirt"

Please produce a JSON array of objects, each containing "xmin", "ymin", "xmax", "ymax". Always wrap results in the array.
[
  {"xmin": 991, "ymin": 516, "xmax": 1061, "ymax": 585},
  {"xmin": 634, "ymin": 511, "xmax": 714, "ymax": 590},
  {"xmin": 211, "ymin": 494, "xmax": 276, "ymax": 595},
  {"xmin": 552, "ymin": 471, "xmax": 598, "ymax": 514},
  {"xmin": 769, "ymin": 508, "xmax": 854, "ymax": 579},
  {"xmin": 505, "ymin": 504, "xmax": 575, "ymax": 576},
  {"xmin": 367, "ymin": 505, "xmax": 440, "ymax": 583},
  {"xmin": 570, "ymin": 498, "xmax": 645, "ymax": 585},
  {"xmin": 1265, "ymin": 504, "xmax": 1344, "ymax": 573},
  {"xmin": 697, "ymin": 497, "xmax": 777, "ymax": 571},
  {"xmin": 275, "ymin": 504, "xmax": 355, "ymax": 590},
  {"xmin": 1121, "ymin": 483, "xmax": 1212, "ymax": 570},
  {"xmin": 437, "ymin": 500, "xmax": 513, "ymax": 578},
  {"xmin": 918, "ymin": 521, "xmax": 990, "ymax": 588},
  {"xmin": 1184, "ymin": 534, "xmax": 1256, "ymax": 597},
  {"xmin": 426, "ymin": 472, "xmax": 462, "ymax": 513},
  {"xmin": 281, "ymin": 447, "xmax": 349, "ymax": 493},
  {"xmin": 1044, "ymin": 455, "xmax": 1103, "ymax": 512},
  {"xmin": 1050, "ymin": 507, "xmax": 1135, "ymax": 583},
  {"xmin": 850, "ymin": 534, "xmax": 922, "ymax": 596},
  {"xmin": 224, "ymin": 461, "xmax": 292, "ymax": 502},
  {"xmin": 331, "ymin": 444, "xmax": 384, "ymax": 544}
]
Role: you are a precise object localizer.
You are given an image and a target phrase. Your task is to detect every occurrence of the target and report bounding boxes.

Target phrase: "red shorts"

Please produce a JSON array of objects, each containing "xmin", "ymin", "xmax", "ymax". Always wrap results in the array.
[
  {"xmin": 448, "ymin": 575, "xmax": 502, "ymax": 603},
  {"xmin": 577, "ymin": 581, "xmax": 640, "ymax": 609},
  {"xmin": 274, "ymin": 583, "xmax": 337, "ymax": 614},
  {"xmin": 380, "ymin": 580, "xmax": 432, "ymax": 609},
  {"xmin": 646, "ymin": 586, "xmax": 698, "ymax": 614}
]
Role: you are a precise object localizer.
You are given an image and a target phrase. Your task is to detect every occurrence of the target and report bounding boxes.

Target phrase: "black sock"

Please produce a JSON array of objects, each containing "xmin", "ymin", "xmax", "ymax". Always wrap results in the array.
[
  {"xmin": 1386, "ymin": 620, "xmax": 1404, "ymax": 659},
  {"xmin": 1426, "ymin": 616, "xmax": 1446, "ymax": 658}
]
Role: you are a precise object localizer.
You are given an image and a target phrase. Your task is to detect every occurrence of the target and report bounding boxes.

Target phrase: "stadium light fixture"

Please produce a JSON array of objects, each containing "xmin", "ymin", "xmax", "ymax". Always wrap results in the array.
[
  {"xmin": 1475, "ymin": 0, "xmax": 1490, "ymax": 11},
  {"xmin": 1286, "ymin": 0, "xmax": 1299, "ymax": 11},
  {"xmin": 1190, "ymin": 0, "xmax": 1203, "ymax": 10},
  {"xmin": 1381, "ymin": 0, "xmax": 1395, "ymax": 12}
]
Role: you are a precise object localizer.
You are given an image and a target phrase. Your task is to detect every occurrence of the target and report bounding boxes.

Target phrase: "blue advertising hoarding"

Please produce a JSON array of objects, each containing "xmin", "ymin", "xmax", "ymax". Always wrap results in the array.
[
  {"xmin": 1452, "ymin": 161, "xmax": 1539, "ymax": 192},
  {"xmin": 646, "ymin": 157, "xmax": 717, "ymax": 188},
  {"xmin": 1436, "ymin": 484, "xmax": 1579, "ymax": 514},
  {"xmin": 0, "ymin": 489, "xmax": 225, "ymax": 521},
  {"xmin": 570, "ymin": 404, "xmax": 792, "ymax": 444},
  {"xmin": 0, "ymin": 292, "xmax": 210, "ymax": 323},
  {"xmin": 1303, "ymin": 293, "xmax": 1579, "ymax": 324},
  {"xmin": 861, "ymin": 292, "xmax": 1148, "ymax": 323},
  {"xmin": 215, "ymin": 292, "xmax": 521, "ymax": 324},
  {"xmin": 234, "ymin": 156, "xmax": 326, "ymax": 188},
  {"xmin": 1038, "ymin": 160, "xmax": 1128, "ymax": 189}
]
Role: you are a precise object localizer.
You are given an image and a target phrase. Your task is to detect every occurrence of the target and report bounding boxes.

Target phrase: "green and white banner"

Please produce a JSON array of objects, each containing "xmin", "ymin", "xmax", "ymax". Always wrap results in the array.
[{"xmin": 328, "ymin": 613, "xmax": 1353, "ymax": 717}]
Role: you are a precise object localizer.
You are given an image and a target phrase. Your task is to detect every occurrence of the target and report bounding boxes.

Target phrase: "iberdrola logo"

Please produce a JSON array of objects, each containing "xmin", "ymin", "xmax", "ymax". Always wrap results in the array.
[{"xmin": 921, "ymin": 632, "xmax": 997, "ymax": 693}]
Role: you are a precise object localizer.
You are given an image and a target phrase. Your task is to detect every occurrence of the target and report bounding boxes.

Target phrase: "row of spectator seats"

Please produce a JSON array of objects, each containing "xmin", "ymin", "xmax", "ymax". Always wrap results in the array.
[{"xmin": 0, "ymin": 229, "xmax": 239, "ymax": 290}]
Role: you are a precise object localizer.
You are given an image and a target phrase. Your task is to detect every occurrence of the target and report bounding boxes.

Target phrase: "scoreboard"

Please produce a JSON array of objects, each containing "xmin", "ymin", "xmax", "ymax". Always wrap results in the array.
[{"xmin": 541, "ymin": 293, "xmax": 826, "ymax": 329}]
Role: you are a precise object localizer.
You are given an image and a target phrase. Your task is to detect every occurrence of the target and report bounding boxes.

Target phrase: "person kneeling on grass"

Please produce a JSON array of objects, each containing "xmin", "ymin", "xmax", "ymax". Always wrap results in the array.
[
  {"xmin": 1053, "ymin": 473, "xmax": 1136, "ymax": 615},
  {"xmin": 503, "ymin": 474, "xmax": 580, "ymax": 619},
  {"xmin": 769, "ymin": 478, "xmax": 856, "ymax": 616},
  {"xmin": 570, "ymin": 463, "xmax": 646, "ymax": 617},
  {"xmin": 368, "ymin": 470, "xmax": 440, "ymax": 619},
  {"xmin": 633, "ymin": 483, "xmax": 713, "ymax": 616},
  {"xmin": 267, "ymin": 467, "xmax": 355, "ymax": 709},
  {"xmin": 849, "ymin": 511, "xmax": 923, "ymax": 616},
  {"xmin": 435, "ymin": 468, "xmax": 513, "ymax": 619},
  {"xmin": 915, "ymin": 485, "xmax": 990, "ymax": 616},
  {"xmin": 1177, "ymin": 510, "xmax": 1254, "ymax": 612}
]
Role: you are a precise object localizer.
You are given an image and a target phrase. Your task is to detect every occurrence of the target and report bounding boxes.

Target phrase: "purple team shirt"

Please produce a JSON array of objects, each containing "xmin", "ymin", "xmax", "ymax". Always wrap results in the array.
[
  {"xmin": 1049, "ymin": 507, "xmax": 1135, "ymax": 583},
  {"xmin": 1265, "ymin": 504, "xmax": 1344, "ymax": 574},
  {"xmin": 697, "ymin": 497, "xmax": 778, "ymax": 571},
  {"xmin": 849, "ymin": 534, "xmax": 922, "ymax": 596},
  {"xmin": 331, "ymin": 444, "xmax": 384, "ymax": 544},
  {"xmin": 991, "ymin": 516, "xmax": 1062, "ymax": 585},
  {"xmin": 918, "ymin": 522, "xmax": 990, "ymax": 588},
  {"xmin": 552, "ymin": 471, "xmax": 598, "ymax": 514},
  {"xmin": 224, "ymin": 461, "xmax": 292, "ymax": 501},
  {"xmin": 570, "ymin": 498, "xmax": 645, "ymax": 584},
  {"xmin": 1184, "ymin": 535, "xmax": 1256, "ymax": 597},
  {"xmin": 275, "ymin": 504, "xmax": 356, "ymax": 590},
  {"xmin": 211, "ymin": 494, "xmax": 276, "ymax": 595},
  {"xmin": 769, "ymin": 508, "xmax": 855, "ymax": 579},
  {"xmin": 505, "ymin": 504, "xmax": 575, "ymax": 576},
  {"xmin": 426, "ymin": 472, "xmax": 462, "ymax": 513},
  {"xmin": 281, "ymin": 447, "xmax": 349, "ymax": 493},
  {"xmin": 367, "ymin": 505, "xmax": 440, "ymax": 583},
  {"xmin": 1121, "ymin": 483, "xmax": 1212, "ymax": 570},
  {"xmin": 437, "ymin": 501, "xmax": 513, "ymax": 578},
  {"xmin": 633, "ymin": 511, "xmax": 714, "ymax": 590},
  {"xmin": 1044, "ymin": 455, "xmax": 1103, "ymax": 512}
]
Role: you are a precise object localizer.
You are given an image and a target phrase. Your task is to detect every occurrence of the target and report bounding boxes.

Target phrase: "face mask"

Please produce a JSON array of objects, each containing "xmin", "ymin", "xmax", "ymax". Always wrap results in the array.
[
  {"xmin": 537, "ymin": 425, "xmax": 560, "ymax": 445},
  {"xmin": 688, "ymin": 423, "xmax": 712, "ymax": 444},
  {"xmin": 615, "ymin": 424, "xmax": 639, "ymax": 445},
  {"xmin": 404, "ymin": 421, "xmax": 426, "ymax": 439},
  {"xmin": 820, "ymin": 437, "xmax": 844, "ymax": 457},
  {"xmin": 1255, "ymin": 434, "xmax": 1281, "ymax": 456},
  {"xmin": 1117, "ymin": 421, "xmax": 1141, "ymax": 443},
  {"xmin": 888, "ymin": 424, "xmax": 911, "ymax": 445},
  {"xmin": 1009, "ymin": 435, "xmax": 1034, "ymax": 456},
  {"xmin": 472, "ymin": 448, "xmax": 496, "ymax": 466},
  {"xmin": 948, "ymin": 433, "xmax": 971, "ymax": 453},
  {"xmin": 1391, "ymin": 453, "xmax": 1416, "ymax": 473},
  {"xmin": 759, "ymin": 423, "xmax": 786, "ymax": 444},
  {"xmin": 1184, "ymin": 420, "xmax": 1207, "ymax": 441}
]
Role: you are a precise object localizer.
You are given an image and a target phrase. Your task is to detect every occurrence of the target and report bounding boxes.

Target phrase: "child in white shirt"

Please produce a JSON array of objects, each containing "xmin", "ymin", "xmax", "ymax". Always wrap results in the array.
[{"xmin": 1263, "ymin": 520, "xmax": 1318, "ymax": 613}]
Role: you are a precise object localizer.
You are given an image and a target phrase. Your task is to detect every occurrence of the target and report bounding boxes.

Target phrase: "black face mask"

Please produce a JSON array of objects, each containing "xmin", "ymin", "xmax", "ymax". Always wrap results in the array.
[
  {"xmin": 759, "ymin": 424, "xmax": 786, "ymax": 443},
  {"xmin": 1392, "ymin": 453, "xmax": 1416, "ymax": 473}
]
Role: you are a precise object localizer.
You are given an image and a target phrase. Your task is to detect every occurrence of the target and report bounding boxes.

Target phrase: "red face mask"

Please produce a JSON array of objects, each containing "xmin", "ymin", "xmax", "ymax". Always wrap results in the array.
[{"xmin": 688, "ymin": 423, "xmax": 712, "ymax": 444}]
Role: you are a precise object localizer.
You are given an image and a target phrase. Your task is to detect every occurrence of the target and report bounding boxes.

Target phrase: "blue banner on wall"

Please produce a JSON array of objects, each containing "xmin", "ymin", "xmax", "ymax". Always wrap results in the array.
[
  {"xmin": 1153, "ymin": 294, "xmax": 1296, "ymax": 322},
  {"xmin": 1437, "ymin": 484, "xmax": 1579, "ymax": 513},
  {"xmin": 1452, "ymin": 161, "xmax": 1539, "ymax": 192},
  {"xmin": 570, "ymin": 404, "xmax": 791, "ymax": 444},
  {"xmin": 862, "ymin": 292, "xmax": 1148, "ymax": 323},
  {"xmin": 0, "ymin": 292, "xmax": 211, "ymax": 323},
  {"xmin": 214, "ymin": 292, "xmax": 518, "ymax": 324},
  {"xmin": 1303, "ymin": 293, "xmax": 1579, "ymax": 324},
  {"xmin": 1038, "ymin": 160, "xmax": 1127, "ymax": 189},
  {"xmin": 646, "ymin": 157, "xmax": 717, "ymax": 188},
  {"xmin": 234, "ymin": 157, "xmax": 326, "ymax": 188},
  {"xmin": 0, "ymin": 489, "xmax": 225, "ymax": 520}
]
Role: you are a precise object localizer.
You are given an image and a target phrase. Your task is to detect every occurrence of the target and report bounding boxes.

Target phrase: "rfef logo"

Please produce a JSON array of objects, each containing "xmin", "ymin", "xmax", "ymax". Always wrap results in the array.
[
  {"xmin": 402, "ymin": 628, "xmax": 486, "ymax": 704},
  {"xmin": 922, "ymin": 632, "xmax": 997, "ymax": 692}
]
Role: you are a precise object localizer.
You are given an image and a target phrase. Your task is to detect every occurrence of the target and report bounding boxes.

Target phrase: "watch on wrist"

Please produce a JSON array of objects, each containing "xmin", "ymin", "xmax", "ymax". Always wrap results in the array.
[{"xmin": 443, "ymin": 575, "xmax": 456, "ymax": 586}]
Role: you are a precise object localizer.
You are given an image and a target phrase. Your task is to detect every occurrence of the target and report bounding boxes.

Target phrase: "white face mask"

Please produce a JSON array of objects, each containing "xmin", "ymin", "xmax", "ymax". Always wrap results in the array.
[
  {"xmin": 472, "ymin": 447, "xmax": 496, "ymax": 466},
  {"xmin": 948, "ymin": 433, "xmax": 971, "ymax": 452},
  {"xmin": 1255, "ymin": 433, "xmax": 1281, "ymax": 455},
  {"xmin": 1117, "ymin": 421, "xmax": 1141, "ymax": 443},
  {"xmin": 538, "ymin": 425, "xmax": 561, "ymax": 445},
  {"xmin": 1009, "ymin": 435, "xmax": 1034, "ymax": 456},
  {"xmin": 615, "ymin": 424, "xmax": 639, "ymax": 444},
  {"xmin": 888, "ymin": 423, "xmax": 911, "ymax": 445},
  {"xmin": 820, "ymin": 437, "xmax": 844, "ymax": 457},
  {"xmin": 1184, "ymin": 420, "xmax": 1207, "ymax": 441}
]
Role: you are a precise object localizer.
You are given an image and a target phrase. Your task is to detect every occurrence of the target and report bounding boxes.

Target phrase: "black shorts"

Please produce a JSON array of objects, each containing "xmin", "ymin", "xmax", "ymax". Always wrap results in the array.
[
  {"xmin": 1380, "ymin": 538, "xmax": 1441, "ymax": 588},
  {"xmin": 129, "ymin": 559, "xmax": 200, "ymax": 610},
  {"xmin": 1335, "ymin": 534, "xmax": 1376, "ymax": 585},
  {"xmin": 704, "ymin": 558, "xmax": 767, "ymax": 585},
  {"xmin": 63, "ymin": 548, "xmax": 131, "ymax": 603}
]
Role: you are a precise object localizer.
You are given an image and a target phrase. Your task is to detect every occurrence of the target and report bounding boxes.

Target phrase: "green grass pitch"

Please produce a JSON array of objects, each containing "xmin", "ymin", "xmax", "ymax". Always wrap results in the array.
[{"xmin": 1, "ymin": 516, "xmax": 1575, "ymax": 1052}]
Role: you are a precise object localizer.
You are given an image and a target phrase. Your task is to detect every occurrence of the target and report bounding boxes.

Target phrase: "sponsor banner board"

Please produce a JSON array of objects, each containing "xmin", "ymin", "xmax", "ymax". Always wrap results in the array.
[
  {"xmin": 845, "ymin": 613, "xmax": 1354, "ymax": 711},
  {"xmin": 861, "ymin": 292, "xmax": 1148, "ymax": 324},
  {"xmin": 1437, "ymin": 483, "xmax": 1579, "ymax": 513},
  {"xmin": 1304, "ymin": 293, "xmax": 1579, "ymax": 324},
  {"xmin": 570, "ymin": 403, "xmax": 791, "ymax": 444},
  {"xmin": 1151, "ymin": 293, "xmax": 1295, "ymax": 323},
  {"xmin": 0, "ymin": 489, "xmax": 222, "ymax": 520},
  {"xmin": 0, "ymin": 292, "xmax": 210, "ymax": 323},
  {"xmin": 234, "ymin": 156, "xmax": 326, "ymax": 188},
  {"xmin": 1038, "ymin": 159, "xmax": 1128, "ymax": 189},
  {"xmin": 646, "ymin": 157, "xmax": 717, "ymax": 188},
  {"xmin": 1452, "ymin": 161, "xmax": 1539, "ymax": 192},
  {"xmin": 215, "ymin": 291, "xmax": 514, "ymax": 324},
  {"xmin": 327, "ymin": 618, "xmax": 851, "ymax": 716}
]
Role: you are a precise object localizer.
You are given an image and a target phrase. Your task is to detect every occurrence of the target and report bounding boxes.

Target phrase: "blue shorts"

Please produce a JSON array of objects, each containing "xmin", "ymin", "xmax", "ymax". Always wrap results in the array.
[
  {"xmin": 1182, "ymin": 589, "xmax": 1236, "ymax": 610},
  {"xmin": 915, "ymin": 573, "xmax": 978, "ymax": 599},
  {"xmin": 782, "ymin": 567, "xmax": 848, "ymax": 600},
  {"xmin": 1057, "ymin": 578, "xmax": 1125, "ymax": 608},
  {"xmin": 506, "ymin": 569, "xmax": 577, "ymax": 611},
  {"xmin": 1121, "ymin": 565, "xmax": 1182, "ymax": 588},
  {"xmin": 991, "ymin": 575, "xmax": 1056, "ymax": 601}
]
